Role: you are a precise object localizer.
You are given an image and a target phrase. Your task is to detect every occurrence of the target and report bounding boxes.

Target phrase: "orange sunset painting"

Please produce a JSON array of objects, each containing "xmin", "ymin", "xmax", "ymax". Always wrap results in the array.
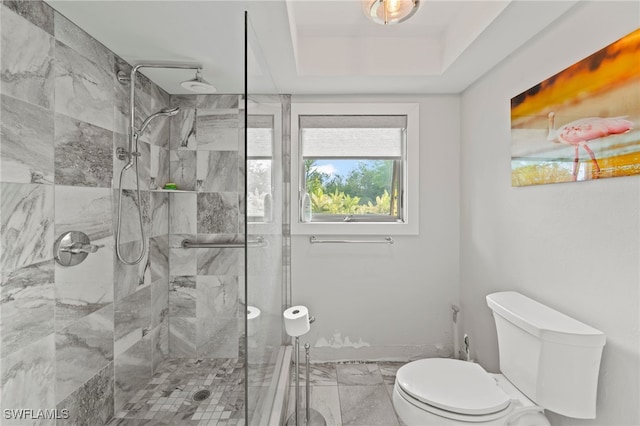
[{"xmin": 511, "ymin": 28, "xmax": 640, "ymax": 186}]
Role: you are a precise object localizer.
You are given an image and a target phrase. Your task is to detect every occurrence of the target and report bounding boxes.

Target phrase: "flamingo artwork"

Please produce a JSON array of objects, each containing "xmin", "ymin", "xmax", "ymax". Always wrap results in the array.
[{"xmin": 547, "ymin": 112, "xmax": 634, "ymax": 180}]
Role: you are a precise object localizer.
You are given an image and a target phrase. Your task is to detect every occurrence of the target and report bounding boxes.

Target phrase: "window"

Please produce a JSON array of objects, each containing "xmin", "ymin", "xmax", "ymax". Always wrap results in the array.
[
  {"xmin": 301, "ymin": 115, "xmax": 405, "ymax": 222},
  {"xmin": 247, "ymin": 115, "xmax": 273, "ymax": 222},
  {"xmin": 291, "ymin": 103, "xmax": 419, "ymax": 235},
  {"xmin": 246, "ymin": 102, "xmax": 282, "ymax": 226}
]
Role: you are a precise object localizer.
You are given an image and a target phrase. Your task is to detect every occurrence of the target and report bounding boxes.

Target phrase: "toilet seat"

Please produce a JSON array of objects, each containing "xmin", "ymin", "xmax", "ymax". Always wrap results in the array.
[{"xmin": 395, "ymin": 359, "xmax": 512, "ymax": 422}]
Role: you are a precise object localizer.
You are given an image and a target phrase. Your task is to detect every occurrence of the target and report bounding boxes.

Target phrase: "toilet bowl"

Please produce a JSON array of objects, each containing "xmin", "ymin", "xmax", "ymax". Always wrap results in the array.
[
  {"xmin": 392, "ymin": 292, "xmax": 605, "ymax": 425},
  {"xmin": 392, "ymin": 358, "xmax": 549, "ymax": 425}
]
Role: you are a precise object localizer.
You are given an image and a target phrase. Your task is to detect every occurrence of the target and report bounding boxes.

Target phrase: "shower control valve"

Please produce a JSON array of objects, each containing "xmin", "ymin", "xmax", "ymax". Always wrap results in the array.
[{"xmin": 54, "ymin": 231, "xmax": 104, "ymax": 267}]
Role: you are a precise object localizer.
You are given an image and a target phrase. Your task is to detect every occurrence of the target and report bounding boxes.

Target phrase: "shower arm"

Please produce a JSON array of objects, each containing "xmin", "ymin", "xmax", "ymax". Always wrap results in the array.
[{"xmin": 126, "ymin": 63, "xmax": 202, "ymax": 162}]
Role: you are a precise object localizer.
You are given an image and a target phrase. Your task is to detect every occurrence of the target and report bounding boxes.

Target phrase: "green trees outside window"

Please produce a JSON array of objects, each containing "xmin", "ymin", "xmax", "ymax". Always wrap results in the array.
[{"xmin": 304, "ymin": 159, "xmax": 398, "ymax": 216}]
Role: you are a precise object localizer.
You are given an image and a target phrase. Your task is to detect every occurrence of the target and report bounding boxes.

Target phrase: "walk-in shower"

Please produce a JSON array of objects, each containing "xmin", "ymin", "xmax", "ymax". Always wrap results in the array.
[{"xmin": 0, "ymin": 2, "xmax": 291, "ymax": 423}]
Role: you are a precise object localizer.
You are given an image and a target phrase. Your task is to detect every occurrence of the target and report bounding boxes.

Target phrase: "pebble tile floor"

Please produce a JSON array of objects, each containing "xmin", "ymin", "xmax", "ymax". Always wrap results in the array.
[
  {"xmin": 108, "ymin": 358, "xmax": 245, "ymax": 426},
  {"xmin": 108, "ymin": 360, "xmax": 406, "ymax": 426}
]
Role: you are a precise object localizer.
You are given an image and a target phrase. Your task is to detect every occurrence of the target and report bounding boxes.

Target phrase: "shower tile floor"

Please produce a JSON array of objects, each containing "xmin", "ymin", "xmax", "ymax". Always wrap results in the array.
[
  {"xmin": 108, "ymin": 358, "xmax": 246, "ymax": 426},
  {"xmin": 288, "ymin": 362, "xmax": 407, "ymax": 426},
  {"xmin": 108, "ymin": 359, "xmax": 406, "ymax": 426}
]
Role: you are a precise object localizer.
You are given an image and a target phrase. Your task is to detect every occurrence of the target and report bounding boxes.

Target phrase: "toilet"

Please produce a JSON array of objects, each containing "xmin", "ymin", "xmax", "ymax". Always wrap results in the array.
[{"xmin": 392, "ymin": 291, "xmax": 606, "ymax": 425}]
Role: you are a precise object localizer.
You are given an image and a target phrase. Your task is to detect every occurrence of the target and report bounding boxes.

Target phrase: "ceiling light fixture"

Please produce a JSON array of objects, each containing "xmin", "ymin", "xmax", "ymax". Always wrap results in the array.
[{"xmin": 366, "ymin": 0, "xmax": 419, "ymax": 25}]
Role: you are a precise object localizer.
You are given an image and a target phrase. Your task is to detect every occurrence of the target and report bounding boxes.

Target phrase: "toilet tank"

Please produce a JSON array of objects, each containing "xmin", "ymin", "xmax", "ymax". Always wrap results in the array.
[{"xmin": 486, "ymin": 291, "xmax": 605, "ymax": 419}]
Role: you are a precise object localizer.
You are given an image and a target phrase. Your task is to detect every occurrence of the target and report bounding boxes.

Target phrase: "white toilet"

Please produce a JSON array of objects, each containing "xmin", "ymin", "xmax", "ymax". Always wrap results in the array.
[{"xmin": 393, "ymin": 291, "xmax": 606, "ymax": 425}]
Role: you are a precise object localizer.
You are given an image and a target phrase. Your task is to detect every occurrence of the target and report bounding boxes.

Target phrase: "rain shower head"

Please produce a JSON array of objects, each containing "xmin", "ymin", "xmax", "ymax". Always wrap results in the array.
[
  {"xmin": 138, "ymin": 106, "xmax": 180, "ymax": 134},
  {"xmin": 181, "ymin": 69, "xmax": 217, "ymax": 93}
]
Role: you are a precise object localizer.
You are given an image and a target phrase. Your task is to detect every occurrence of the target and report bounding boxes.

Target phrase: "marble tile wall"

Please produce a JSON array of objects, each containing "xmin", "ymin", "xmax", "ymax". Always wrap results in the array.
[
  {"xmin": 1, "ymin": 1, "xmax": 171, "ymax": 423},
  {"xmin": 168, "ymin": 94, "xmax": 244, "ymax": 359}
]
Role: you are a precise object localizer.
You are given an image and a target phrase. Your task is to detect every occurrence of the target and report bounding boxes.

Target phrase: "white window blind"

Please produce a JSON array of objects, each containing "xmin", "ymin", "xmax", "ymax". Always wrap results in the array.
[
  {"xmin": 247, "ymin": 115, "xmax": 273, "ymax": 158},
  {"xmin": 300, "ymin": 115, "xmax": 406, "ymax": 159}
]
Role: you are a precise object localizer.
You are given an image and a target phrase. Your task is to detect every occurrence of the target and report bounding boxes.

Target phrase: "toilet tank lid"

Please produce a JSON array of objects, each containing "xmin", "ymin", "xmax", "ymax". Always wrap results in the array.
[{"xmin": 486, "ymin": 291, "xmax": 605, "ymax": 347}]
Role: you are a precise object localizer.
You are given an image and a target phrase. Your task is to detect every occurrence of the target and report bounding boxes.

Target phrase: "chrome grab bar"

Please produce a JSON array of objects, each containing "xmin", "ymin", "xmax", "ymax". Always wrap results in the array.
[
  {"xmin": 181, "ymin": 236, "xmax": 266, "ymax": 249},
  {"xmin": 309, "ymin": 236, "xmax": 394, "ymax": 244}
]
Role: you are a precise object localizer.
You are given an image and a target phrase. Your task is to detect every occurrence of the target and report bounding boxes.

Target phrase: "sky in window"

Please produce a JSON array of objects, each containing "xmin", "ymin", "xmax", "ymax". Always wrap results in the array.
[{"xmin": 311, "ymin": 159, "xmax": 359, "ymax": 177}]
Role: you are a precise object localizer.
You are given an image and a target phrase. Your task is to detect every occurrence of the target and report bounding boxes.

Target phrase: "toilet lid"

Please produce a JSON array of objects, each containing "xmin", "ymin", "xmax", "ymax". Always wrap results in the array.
[{"xmin": 396, "ymin": 359, "xmax": 511, "ymax": 416}]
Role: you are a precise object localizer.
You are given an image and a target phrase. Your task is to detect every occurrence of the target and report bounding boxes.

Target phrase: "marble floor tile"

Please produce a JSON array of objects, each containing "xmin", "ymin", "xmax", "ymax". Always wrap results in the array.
[
  {"xmin": 1, "ymin": 8, "xmax": 54, "ymax": 109},
  {"xmin": 338, "ymin": 385, "xmax": 399, "ymax": 426},
  {"xmin": 336, "ymin": 363, "xmax": 384, "ymax": 386},
  {"xmin": 110, "ymin": 357, "xmax": 244, "ymax": 426},
  {"xmin": 1, "ymin": 94, "xmax": 54, "ymax": 184},
  {"xmin": 0, "ymin": 183, "xmax": 54, "ymax": 273},
  {"xmin": 297, "ymin": 363, "xmax": 338, "ymax": 387},
  {"xmin": 287, "ymin": 385, "xmax": 342, "ymax": 426},
  {"xmin": 378, "ymin": 362, "xmax": 404, "ymax": 385}
]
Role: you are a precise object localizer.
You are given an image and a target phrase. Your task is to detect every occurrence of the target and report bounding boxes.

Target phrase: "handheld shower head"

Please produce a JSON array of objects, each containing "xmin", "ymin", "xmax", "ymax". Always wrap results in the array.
[{"xmin": 138, "ymin": 106, "xmax": 180, "ymax": 134}]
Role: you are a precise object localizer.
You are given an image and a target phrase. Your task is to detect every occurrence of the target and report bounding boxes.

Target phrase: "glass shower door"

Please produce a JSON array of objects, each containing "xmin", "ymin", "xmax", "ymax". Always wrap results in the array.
[{"xmin": 244, "ymin": 11, "xmax": 291, "ymax": 426}]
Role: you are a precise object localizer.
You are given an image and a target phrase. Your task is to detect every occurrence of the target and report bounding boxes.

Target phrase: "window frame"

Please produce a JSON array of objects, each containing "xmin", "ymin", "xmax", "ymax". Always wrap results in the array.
[
  {"xmin": 291, "ymin": 102, "xmax": 419, "ymax": 235},
  {"xmin": 246, "ymin": 102, "xmax": 282, "ymax": 234}
]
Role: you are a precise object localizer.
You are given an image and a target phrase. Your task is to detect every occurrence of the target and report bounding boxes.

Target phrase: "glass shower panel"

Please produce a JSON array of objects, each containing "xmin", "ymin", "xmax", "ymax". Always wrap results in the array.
[{"xmin": 245, "ymin": 12, "xmax": 290, "ymax": 426}]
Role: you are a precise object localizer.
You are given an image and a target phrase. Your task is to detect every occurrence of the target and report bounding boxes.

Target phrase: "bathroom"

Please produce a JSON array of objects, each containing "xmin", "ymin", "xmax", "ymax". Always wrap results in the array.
[{"xmin": 1, "ymin": 1, "xmax": 638, "ymax": 425}]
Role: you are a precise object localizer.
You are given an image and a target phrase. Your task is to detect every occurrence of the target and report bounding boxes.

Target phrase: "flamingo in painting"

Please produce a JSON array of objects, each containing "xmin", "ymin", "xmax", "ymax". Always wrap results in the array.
[{"xmin": 547, "ymin": 112, "xmax": 633, "ymax": 180}]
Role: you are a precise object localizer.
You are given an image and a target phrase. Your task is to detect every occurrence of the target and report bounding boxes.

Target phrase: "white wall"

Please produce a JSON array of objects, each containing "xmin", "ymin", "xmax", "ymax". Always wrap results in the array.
[
  {"xmin": 460, "ymin": 2, "xmax": 639, "ymax": 425},
  {"xmin": 291, "ymin": 95, "xmax": 460, "ymax": 361}
]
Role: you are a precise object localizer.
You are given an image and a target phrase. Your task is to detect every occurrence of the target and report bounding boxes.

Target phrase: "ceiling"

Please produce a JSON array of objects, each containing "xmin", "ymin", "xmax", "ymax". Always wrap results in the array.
[{"xmin": 45, "ymin": 0, "xmax": 579, "ymax": 95}]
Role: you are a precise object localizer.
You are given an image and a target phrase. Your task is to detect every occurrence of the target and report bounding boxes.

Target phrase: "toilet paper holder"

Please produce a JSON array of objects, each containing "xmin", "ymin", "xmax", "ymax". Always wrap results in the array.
[{"xmin": 286, "ymin": 313, "xmax": 325, "ymax": 426}]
